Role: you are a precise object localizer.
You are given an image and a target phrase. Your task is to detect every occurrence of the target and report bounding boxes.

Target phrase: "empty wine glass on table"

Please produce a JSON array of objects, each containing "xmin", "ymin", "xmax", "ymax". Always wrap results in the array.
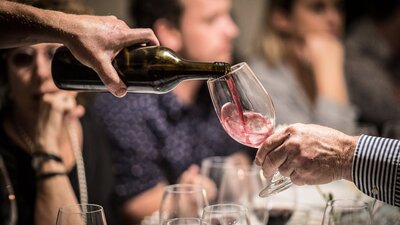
[
  {"xmin": 55, "ymin": 204, "xmax": 107, "ymax": 225},
  {"xmin": 202, "ymin": 204, "xmax": 250, "ymax": 225},
  {"xmin": 160, "ymin": 184, "xmax": 208, "ymax": 225},
  {"xmin": 321, "ymin": 199, "xmax": 372, "ymax": 225},
  {"xmin": 200, "ymin": 156, "xmax": 230, "ymax": 205},
  {"xmin": 207, "ymin": 62, "xmax": 292, "ymax": 197},
  {"xmin": 0, "ymin": 155, "xmax": 17, "ymax": 225},
  {"xmin": 218, "ymin": 165, "xmax": 269, "ymax": 225},
  {"xmin": 200, "ymin": 156, "xmax": 248, "ymax": 204}
]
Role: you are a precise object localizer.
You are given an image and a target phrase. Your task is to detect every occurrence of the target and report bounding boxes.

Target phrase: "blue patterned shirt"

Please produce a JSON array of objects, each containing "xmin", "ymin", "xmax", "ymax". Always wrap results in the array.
[
  {"xmin": 353, "ymin": 135, "xmax": 400, "ymax": 206},
  {"xmin": 91, "ymin": 85, "xmax": 246, "ymax": 202}
]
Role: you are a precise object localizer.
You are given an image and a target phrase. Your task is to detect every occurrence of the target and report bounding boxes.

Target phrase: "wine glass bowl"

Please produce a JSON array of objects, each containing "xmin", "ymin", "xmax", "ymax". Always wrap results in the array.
[
  {"xmin": 207, "ymin": 62, "xmax": 291, "ymax": 197},
  {"xmin": 159, "ymin": 184, "xmax": 208, "ymax": 225},
  {"xmin": 321, "ymin": 199, "xmax": 372, "ymax": 225},
  {"xmin": 55, "ymin": 204, "xmax": 107, "ymax": 225},
  {"xmin": 208, "ymin": 62, "xmax": 275, "ymax": 148},
  {"xmin": 218, "ymin": 165, "xmax": 269, "ymax": 225},
  {"xmin": 202, "ymin": 204, "xmax": 250, "ymax": 225}
]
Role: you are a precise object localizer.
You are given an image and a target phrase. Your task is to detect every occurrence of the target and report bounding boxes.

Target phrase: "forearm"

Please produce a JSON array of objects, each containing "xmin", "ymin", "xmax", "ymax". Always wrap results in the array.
[
  {"xmin": 0, "ymin": 1, "xmax": 68, "ymax": 48},
  {"xmin": 352, "ymin": 135, "xmax": 400, "ymax": 207},
  {"xmin": 34, "ymin": 161, "xmax": 78, "ymax": 225},
  {"xmin": 314, "ymin": 64, "xmax": 349, "ymax": 106}
]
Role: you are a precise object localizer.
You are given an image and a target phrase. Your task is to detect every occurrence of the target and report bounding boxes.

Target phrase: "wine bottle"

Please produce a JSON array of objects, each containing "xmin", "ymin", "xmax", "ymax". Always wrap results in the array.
[{"xmin": 51, "ymin": 46, "xmax": 231, "ymax": 94}]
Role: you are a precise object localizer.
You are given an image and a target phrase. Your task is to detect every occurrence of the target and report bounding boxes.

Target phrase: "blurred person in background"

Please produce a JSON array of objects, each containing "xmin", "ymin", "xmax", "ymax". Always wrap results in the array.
[
  {"xmin": 249, "ymin": 0, "xmax": 355, "ymax": 134},
  {"xmin": 345, "ymin": 0, "xmax": 400, "ymax": 133},
  {"xmin": 0, "ymin": 1, "xmax": 117, "ymax": 225},
  {"xmin": 90, "ymin": 0, "xmax": 248, "ymax": 224}
]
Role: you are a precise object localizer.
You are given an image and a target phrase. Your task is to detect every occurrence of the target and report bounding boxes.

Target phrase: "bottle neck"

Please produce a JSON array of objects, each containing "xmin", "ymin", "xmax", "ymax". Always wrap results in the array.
[{"xmin": 176, "ymin": 60, "xmax": 231, "ymax": 80}]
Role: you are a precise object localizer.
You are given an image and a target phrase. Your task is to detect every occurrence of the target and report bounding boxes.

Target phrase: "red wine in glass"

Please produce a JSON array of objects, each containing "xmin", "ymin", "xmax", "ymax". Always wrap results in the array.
[
  {"xmin": 207, "ymin": 62, "xmax": 292, "ymax": 197},
  {"xmin": 220, "ymin": 77, "xmax": 273, "ymax": 148},
  {"xmin": 266, "ymin": 208, "xmax": 293, "ymax": 225}
]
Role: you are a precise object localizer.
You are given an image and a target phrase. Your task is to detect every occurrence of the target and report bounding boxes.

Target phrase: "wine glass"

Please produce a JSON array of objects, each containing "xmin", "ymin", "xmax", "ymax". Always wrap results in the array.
[
  {"xmin": 372, "ymin": 200, "xmax": 400, "ymax": 225},
  {"xmin": 166, "ymin": 218, "xmax": 204, "ymax": 225},
  {"xmin": 55, "ymin": 204, "xmax": 107, "ymax": 225},
  {"xmin": 265, "ymin": 187, "xmax": 296, "ymax": 225},
  {"xmin": 218, "ymin": 165, "xmax": 269, "ymax": 225},
  {"xmin": 200, "ymin": 156, "xmax": 247, "ymax": 204},
  {"xmin": 160, "ymin": 184, "xmax": 208, "ymax": 225},
  {"xmin": 202, "ymin": 204, "xmax": 250, "ymax": 225},
  {"xmin": 0, "ymin": 155, "xmax": 17, "ymax": 225},
  {"xmin": 207, "ymin": 62, "xmax": 292, "ymax": 197},
  {"xmin": 321, "ymin": 199, "xmax": 372, "ymax": 225}
]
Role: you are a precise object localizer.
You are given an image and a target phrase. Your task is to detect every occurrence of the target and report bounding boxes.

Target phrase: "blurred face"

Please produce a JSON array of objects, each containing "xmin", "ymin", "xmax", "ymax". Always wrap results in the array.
[
  {"xmin": 5, "ymin": 43, "xmax": 65, "ymax": 113},
  {"xmin": 284, "ymin": 0, "xmax": 343, "ymax": 38},
  {"xmin": 178, "ymin": 0, "xmax": 239, "ymax": 62}
]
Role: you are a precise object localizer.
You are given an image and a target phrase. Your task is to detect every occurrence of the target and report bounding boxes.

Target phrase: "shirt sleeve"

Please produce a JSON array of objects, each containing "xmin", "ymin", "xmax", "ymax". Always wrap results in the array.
[{"xmin": 352, "ymin": 135, "xmax": 400, "ymax": 206}]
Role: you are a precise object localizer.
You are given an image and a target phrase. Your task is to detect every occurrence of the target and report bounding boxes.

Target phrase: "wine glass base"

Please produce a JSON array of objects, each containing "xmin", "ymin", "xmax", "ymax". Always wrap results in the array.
[{"xmin": 259, "ymin": 176, "xmax": 292, "ymax": 197}]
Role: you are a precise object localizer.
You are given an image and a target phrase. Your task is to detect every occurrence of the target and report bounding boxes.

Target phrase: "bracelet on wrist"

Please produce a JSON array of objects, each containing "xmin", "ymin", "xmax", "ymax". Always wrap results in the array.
[
  {"xmin": 36, "ymin": 172, "xmax": 67, "ymax": 181},
  {"xmin": 31, "ymin": 152, "xmax": 63, "ymax": 171}
]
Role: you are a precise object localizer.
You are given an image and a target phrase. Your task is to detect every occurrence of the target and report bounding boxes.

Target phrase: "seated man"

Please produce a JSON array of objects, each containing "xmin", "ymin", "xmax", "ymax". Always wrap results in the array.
[{"xmin": 91, "ymin": 0, "xmax": 248, "ymax": 224}]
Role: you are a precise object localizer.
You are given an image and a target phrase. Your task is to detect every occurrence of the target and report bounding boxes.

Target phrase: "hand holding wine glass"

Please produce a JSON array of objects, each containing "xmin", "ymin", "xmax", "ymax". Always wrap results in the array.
[{"xmin": 207, "ymin": 62, "xmax": 292, "ymax": 197}]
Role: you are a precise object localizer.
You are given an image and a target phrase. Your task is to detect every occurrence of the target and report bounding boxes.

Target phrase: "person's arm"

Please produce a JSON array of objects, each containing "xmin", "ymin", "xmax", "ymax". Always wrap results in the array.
[
  {"xmin": 0, "ymin": 1, "xmax": 159, "ymax": 97},
  {"xmin": 35, "ymin": 162, "xmax": 78, "ymax": 225},
  {"xmin": 255, "ymin": 123, "xmax": 400, "ymax": 207},
  {"xmin": 353, "ymin": 135, "xmax": 400, "ymax": 207},
  {"xmin": 31, "ymin": 92, "xmax": 82, "ymax": 225},
  {"xmin": 304, "ymin": 34, "xmax": 349, "ymax": 105}
]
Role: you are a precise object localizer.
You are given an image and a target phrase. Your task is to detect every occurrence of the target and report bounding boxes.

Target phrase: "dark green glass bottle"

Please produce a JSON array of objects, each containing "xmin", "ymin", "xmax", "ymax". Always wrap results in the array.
[{"xmin": 51, "ymin": 46, "xmax": 231, "ymax": 94}]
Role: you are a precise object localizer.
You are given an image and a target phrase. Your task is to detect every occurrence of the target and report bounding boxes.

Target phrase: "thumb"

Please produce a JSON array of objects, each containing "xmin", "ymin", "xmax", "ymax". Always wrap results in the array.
[
  {"xmin": 187, "ymin": 165, "xmax": 200, "ymax": 174},
  {"xmin": 94, "ymin": 60, "xmax": 127, "ymax": 97}
]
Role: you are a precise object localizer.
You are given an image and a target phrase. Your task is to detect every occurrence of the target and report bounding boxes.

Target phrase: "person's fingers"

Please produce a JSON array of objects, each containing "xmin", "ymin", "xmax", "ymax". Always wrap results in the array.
[
  {"xmin": 187, "ymin": 164, "xmax": 200, "ymax": 174},
  {"xmin": 261, "ymin": 142, "xmax": 289, "ymax": 178},
  {"xmin": 95, "ymin": 60, "xmax": 127, "ymax": 97},
  {"xmin": 125, "ymin": 28, "xmax": 160, "ymax": 47},
  {"xmin": 289, "ymin": 170, "xmax": 306, "ymax": 186},
  {"xmin": 255, "ymin": 131, "xmax": 290, "ymax": 166},
  {"xmin": 69, "ymin": 104, "xmax": 85, "ymax": 119},
  {"xmin": 278, "ymin": 159, "xmax": 295, "ymax": 178}
]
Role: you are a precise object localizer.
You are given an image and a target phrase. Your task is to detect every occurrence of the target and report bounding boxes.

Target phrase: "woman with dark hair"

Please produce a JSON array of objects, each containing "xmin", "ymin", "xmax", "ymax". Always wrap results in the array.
[
  {"xmin": 249, "ymin": 0, "xmax": 356, "ymax": 133},
  {"xmin": 0, "ymin": 1, "xmax": 117, "ymax": 225}
]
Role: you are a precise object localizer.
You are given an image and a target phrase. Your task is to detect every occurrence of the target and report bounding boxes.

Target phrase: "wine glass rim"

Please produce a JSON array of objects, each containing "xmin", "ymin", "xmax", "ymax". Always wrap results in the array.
[
  {"xmin": 327, "ymin": 199, "xmax": 370, "ymax": 209},
  {"xmin": 165, "ymin": 184, "xmax": 204, "ymax": 193},
  {"xmin": 203, "ymin": 203, "xmax": 248, "ymax": 213},
  {"xmin": 58, "ymin": 203, "xmax": 103, "ymax": 214},
  {"xmin": 208, "ymin": 62, "xmax": 247, "ymax": 81}
]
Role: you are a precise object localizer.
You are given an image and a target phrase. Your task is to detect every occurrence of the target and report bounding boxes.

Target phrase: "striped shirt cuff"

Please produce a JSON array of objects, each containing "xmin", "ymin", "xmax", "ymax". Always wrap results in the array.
[{"xmin": 352, "ymin": 135, "xmax": 400, "ymax": 206}]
